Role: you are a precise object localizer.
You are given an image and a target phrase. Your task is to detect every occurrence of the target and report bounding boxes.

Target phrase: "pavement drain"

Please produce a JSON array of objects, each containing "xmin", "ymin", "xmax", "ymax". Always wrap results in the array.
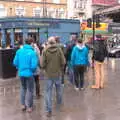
[{"xmin": 0, "ymin": 85, "xmax": 20, "ymax": 96}]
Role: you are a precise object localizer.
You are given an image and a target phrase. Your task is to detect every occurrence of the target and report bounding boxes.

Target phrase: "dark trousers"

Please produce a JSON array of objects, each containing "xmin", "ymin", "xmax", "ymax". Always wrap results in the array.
[
  {"xmin": 73, "ymin": 65, "xmax": 85, "ymax": 88},
  {"xmin": 34, "ymin": 75, "xmax": 40, "ymax": 96},
  {"xmin": 61, "ymin": 64, "xmax": 67, "ymax": 84}
]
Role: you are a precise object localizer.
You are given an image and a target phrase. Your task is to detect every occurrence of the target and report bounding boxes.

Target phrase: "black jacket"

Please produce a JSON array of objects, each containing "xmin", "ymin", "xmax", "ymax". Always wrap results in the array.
[{"xmin": 93, "ymin": 40, "xmax": 107, "ymax": 62}]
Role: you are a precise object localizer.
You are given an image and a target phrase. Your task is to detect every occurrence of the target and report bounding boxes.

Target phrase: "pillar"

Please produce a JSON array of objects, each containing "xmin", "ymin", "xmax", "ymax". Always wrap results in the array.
[
  {"xmin": 38, "ymin": 28, "xmax": 42, "ymax": 43},
  {"xmin": 23, "ymin": 28, "xmax": 28, "ymax": 44},
  {"xmin": 10, "ymin": 28, "xmax": 15, "ymax": 48},
  {"xmin": 1, "ymin": 29, "xmax": 6, "ymax": 48}
]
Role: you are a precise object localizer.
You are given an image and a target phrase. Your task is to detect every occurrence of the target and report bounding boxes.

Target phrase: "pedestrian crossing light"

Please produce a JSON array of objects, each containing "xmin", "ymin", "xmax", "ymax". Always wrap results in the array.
[
  {"xmin": 87, "ymin": 18, "xmax": 92, "ymax": 28},
  {"xmin": 96, "ymin": 15, "xmax": 101, "ymax": 28}
]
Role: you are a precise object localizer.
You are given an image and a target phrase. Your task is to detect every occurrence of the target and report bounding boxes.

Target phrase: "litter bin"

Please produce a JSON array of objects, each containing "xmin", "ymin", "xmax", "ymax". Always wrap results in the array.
[{"xmin": 0, "ymin": 48, "xmax": 17, "ymax": 79}]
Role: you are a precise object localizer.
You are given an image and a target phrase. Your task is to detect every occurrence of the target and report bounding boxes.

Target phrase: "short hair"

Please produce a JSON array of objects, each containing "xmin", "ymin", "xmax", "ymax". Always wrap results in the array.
[
  {"xmin": 48, "ymin": 36, "xmax": 56, "ymax": 44},
  {"xmin": 77, "ymin": 38, "xmax": 83, "ymax": 43},
  {"xmin": 25, "ymin": 38, "xmax": 34, "ymax": 45},
  {"xmin": 55, "ymin": 36, "xmax": 60, "ymax": 43}
]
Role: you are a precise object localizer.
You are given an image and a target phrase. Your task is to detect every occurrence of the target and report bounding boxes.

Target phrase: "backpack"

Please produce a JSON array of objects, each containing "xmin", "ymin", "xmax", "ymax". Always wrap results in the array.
[{"xmin": 93, "ymin": 40, "xmax": 107, "ymax": 62}]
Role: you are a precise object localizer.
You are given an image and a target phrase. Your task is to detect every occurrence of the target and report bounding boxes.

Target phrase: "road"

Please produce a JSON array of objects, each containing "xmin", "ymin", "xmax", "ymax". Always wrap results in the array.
[{"xmin": 0, "ymin": 58, "xmax": 120, "ymax": 120}]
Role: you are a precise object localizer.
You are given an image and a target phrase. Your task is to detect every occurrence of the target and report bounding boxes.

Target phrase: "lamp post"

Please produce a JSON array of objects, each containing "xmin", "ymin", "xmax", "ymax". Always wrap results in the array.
[{"xmin": 43, "ymin": 0, "xmax": 47, "ymax": 17}]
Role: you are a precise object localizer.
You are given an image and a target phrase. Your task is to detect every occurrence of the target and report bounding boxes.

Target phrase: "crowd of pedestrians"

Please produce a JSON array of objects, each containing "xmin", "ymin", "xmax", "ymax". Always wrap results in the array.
[{"xmin": 13, "ymin": 34, "xmax": 107, "ymax": 116}]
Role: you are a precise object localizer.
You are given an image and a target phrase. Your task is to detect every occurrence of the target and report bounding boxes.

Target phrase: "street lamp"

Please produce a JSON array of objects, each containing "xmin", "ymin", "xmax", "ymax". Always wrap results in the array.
[{"xmin": 43, "ymin": 0, "xmax": 47, "ymax": 17}]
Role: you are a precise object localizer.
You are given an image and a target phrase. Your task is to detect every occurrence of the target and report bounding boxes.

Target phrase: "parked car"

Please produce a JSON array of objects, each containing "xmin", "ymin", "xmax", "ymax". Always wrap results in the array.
[{"xmin": 108, "ymin": 45, "xmax": 120, "ymax": 57}]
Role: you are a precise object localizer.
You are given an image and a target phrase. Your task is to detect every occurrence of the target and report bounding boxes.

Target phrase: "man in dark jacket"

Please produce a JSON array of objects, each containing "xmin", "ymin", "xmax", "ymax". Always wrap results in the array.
[
  {"xmin": 65, "ymin": 34, "xmax": 77, "ymax": 84},
  {"xmin": 41, "ymin": 36, "xmax": 66, "ymax": 117},
  {"xmin": 92, "ymin": 34, "xmax": 107, "ymax": 89}
]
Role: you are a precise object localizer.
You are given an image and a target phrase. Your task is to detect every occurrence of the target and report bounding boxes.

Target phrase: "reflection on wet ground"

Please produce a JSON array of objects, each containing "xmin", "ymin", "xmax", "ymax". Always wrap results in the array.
[{"xmin": 0, "ymin": 58, "xmax": 120, "ymax": 120}]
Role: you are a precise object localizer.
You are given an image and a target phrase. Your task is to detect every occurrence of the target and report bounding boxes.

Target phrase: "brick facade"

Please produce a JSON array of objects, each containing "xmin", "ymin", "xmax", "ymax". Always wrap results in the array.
[{"xmin": 0, "ymin": 0, "xmax": 67, "ymax": 18}]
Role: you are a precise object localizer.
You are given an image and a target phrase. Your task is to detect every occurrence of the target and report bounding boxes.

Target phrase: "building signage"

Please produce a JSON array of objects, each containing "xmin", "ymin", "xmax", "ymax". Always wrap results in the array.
[
  {"xmin": 0, "ymin": 21, "xmax": 59, "ymax": 29},
  {"xmin": 92, "ymin": 0, "xmax": 117, "ymax": 5},
  {"xmin": 108, "ymin": 23, "xmax": 120, "ymax": 33}
]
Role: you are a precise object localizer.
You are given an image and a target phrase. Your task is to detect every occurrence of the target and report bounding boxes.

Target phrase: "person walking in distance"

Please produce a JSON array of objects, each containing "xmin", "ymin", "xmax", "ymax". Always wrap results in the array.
[
  {"xmin": 55, "ymin": 36, "xmax": 66, "ymax": 85},
  {"xmin": 91, "ymin": 34, "xmax": 107, "ymax": 89},
  {"xmin": 41, "ymin": 36, "xmax": 66, "ymax": 117},
  {"xmin": 13, "ymin": 38, "xmax": 38, "ymax": 112},
  {"xmin": 32, "ymin": 39, "xmax": 41, "ymax": 98},
  {"xmin": 65, "ymin": 34, "xmax": 77, "ymax": 84},
  {"xmin": 71, "ymin": 38, "xmax": 89, "ymax": 90}
]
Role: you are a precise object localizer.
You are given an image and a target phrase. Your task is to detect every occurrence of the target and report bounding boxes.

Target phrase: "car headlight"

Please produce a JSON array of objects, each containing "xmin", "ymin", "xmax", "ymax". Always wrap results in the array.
[{"xmin": 110, "ymin": 50, "xmax": 116, "ymax": 54}]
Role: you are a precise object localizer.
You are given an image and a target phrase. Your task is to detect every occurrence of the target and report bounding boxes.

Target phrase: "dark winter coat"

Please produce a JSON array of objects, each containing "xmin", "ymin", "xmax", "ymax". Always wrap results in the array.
[{"xmin": 93, "ymin": 40, "xmax": 107, "ymax": 62}]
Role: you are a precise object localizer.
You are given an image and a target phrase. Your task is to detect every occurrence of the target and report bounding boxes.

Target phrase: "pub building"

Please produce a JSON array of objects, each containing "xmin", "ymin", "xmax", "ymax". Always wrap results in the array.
[
  {"xmin": 0, "ymin": 17, "xmax": 80, "ymax": 78},
  {"xmin": 0, "ymin": 17, "xmax": 80, "ymax": 48}
]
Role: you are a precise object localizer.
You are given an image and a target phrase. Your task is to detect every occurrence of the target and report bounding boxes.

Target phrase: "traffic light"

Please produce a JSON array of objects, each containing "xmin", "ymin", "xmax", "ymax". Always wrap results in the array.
[
  {"xmin": 96, "ymin": 15, "xmax": 101, "ymax": 28},
  {"xmin": 45, "ymin": 30, "xmax": 48, "ymax": 38},
  {"xmin": 87, "ymin": 18, "xmax": 92, "ymax": 28}
]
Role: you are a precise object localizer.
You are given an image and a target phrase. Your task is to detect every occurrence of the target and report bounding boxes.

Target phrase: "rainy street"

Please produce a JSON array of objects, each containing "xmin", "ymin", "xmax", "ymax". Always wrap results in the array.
[{"xmin": 0, "ymin": 58, "xmax": 120, "ymax": 120}]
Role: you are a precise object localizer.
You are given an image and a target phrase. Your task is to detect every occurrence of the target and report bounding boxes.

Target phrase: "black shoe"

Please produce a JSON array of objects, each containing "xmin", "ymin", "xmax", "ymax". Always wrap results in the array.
[
  {"xmin": 21, "ymin": 106, "xmax": 26, "ymax": 111},
  {"xmin": 46, "ymin": 111, "xmax": 52, "ymax": 117},
  {"xmin": 36, "ymin": 94, "xmax": 42, "ymax": 99}
]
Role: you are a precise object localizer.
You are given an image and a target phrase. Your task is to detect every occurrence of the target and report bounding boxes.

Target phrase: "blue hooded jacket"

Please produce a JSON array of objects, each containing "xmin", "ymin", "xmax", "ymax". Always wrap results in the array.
[
  {"xmin": 71, "ymin": 44, "xmax": 89, "ymax": 66},
  {"xmin": 13, "ymin": 44, "xmax": 38, "ymax": 77}
]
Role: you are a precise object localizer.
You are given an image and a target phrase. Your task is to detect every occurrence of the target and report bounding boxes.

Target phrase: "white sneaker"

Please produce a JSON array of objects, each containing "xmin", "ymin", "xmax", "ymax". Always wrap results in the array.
[
  {"xmin": 80, "ymin": 88, "xmax": 84, "ymax": 90},
  {"xmin": 74, "ymin": 87, "xmax": 79, "ymax": 91}
]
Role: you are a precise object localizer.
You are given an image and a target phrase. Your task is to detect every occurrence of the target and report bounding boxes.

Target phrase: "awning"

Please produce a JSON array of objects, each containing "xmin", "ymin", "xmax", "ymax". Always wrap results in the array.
[
  {"xmin": 83, "ymin": 29, "xmax": 111, "ymax": 35},
  {"xmin": 96, "ymin": 5, "xmax": 120, "ymax": 15}
]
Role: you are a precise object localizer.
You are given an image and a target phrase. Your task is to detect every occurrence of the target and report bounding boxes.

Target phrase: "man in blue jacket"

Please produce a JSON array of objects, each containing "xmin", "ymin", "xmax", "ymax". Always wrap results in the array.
[
  {"xmin": 13, "ymin": 38, "xmax": 38, "ymax": 112},
  {"xmin": 71, "ymin": 38, "xmax": 89, "ymax": 90}
]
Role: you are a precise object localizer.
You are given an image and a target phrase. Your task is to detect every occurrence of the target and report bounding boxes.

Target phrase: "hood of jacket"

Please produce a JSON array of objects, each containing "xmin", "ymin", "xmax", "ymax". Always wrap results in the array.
[
  {"xmin": 23, "ymin": 44, "xmax": 34, "ymax": 50},
  {"xmin": 46, "ymin": 45, "xmax": 58, "ymax": 53},
  {"xmin": 76, "ymin": 44, "xmax": 86, "ymax": 51}
]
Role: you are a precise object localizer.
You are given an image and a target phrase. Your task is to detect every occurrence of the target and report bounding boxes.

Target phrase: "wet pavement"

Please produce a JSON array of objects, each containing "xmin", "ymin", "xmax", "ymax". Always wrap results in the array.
[{"xmin": 0, "ymin": 58, "xmax": 120, "ymax": 120}]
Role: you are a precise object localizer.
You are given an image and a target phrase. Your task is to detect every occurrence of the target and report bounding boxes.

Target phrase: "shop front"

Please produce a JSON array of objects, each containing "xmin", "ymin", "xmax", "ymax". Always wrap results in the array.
[
  {"xmin": 0, "ymin": 17, "xmax": 80, "ymax": 78},
  {"xmin": 0, "ymin": 17, "xmax": 80, "ymax": 48}
]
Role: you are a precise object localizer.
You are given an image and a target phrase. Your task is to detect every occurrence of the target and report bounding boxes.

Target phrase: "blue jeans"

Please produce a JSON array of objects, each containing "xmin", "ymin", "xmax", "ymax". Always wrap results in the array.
[
  {"xmin": 20, "ymin": 76, "xmax": 34, "ymax": 108},
  {"xmin": 45, "ymin": 77, "xmax": 62, "ymax": 112}
]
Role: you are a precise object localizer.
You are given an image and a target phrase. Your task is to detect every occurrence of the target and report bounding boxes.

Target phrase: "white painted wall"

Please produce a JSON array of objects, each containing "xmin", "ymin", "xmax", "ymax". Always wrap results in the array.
[{"xmin": 67, "ymin": 0, "xmax": 93, "ymax": 19}]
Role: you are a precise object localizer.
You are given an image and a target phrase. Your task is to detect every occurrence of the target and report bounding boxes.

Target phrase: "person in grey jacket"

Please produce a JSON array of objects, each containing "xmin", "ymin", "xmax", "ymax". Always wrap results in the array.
[{"xmin": 32, "ymin": 40, "xmax": 41, "ymax": 98}]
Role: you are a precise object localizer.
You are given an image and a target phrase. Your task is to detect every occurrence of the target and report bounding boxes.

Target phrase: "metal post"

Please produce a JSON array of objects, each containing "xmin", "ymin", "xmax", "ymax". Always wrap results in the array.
[
  {"xmin": 92, "ymin": 13, "xmax": 95, "ymax": 44},
  {"xmin": 10, "ymin": 28, "xmax": 15, "ymax": 48},
  {"xmin": 1, "ymin": 29, "xmax": 6, "ymax": 48},
  {"xmin": 43, "ymin": 0, "xmax": 47, "ymax": 17}
]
